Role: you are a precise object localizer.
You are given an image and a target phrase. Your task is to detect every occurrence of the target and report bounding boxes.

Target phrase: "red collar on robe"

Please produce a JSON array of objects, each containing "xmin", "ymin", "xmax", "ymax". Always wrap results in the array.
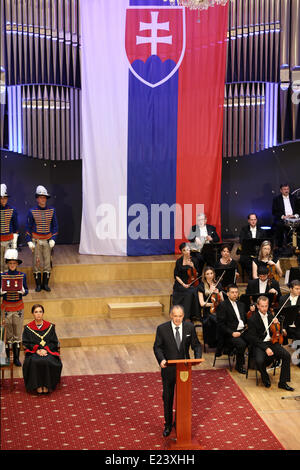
[{"xmin": 27, "ymin": 320, "xmax": 52, "ymax": 331}]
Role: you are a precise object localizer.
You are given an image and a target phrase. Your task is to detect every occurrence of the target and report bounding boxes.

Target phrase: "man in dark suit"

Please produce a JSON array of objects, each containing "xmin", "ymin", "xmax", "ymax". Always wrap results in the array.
[
  {"xmin": 246, "ymin": 265, "xmax": 281, "ymax": 298},
  {"xmin": 239, "ymin": 213, "xmax": 266, "ymax": 279},
  {"xmin": 188, "ymin": 213, "xmax": 220, "ymax": 271},
  {"xmin": 272, "ymin": 184, "xmax": 299, "ymax": 249},
  {"xmin": 278, "ymin": 280, "xmax": 300, "ymax": 342},
  {"xmin": 247, "ymin": 296, "xmax": 294, "ymax": 390},
  {"xmin": 239, "ymin": 213, "xmax": 266, "ymax": 242},
  {"xmin": 217, "ymin": 284, "xmax": 250, "ymax": 374},
  {"xmin": 153, "ymin": 305, "xmax": 202, "ymax": 437}
]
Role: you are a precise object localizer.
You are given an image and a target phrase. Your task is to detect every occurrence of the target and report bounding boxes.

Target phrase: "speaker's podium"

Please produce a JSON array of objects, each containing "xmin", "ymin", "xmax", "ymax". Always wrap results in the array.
[{"xmin": 166, "ymin": 358, "xmax": 205, "ymax": 450}]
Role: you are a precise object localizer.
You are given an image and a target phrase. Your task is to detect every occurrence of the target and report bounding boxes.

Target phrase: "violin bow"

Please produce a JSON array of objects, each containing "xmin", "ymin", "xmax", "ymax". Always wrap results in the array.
[
  {"xmin": 203, "ymin": 270, "xmax": 226, "ymax": 307},
  {"xmin": 188, "ymin": 275, "xmax": 202, "ymax": 287},
  {"xmin": 265, "ymin": 295, "xmax": 290, "ymax": 333}
]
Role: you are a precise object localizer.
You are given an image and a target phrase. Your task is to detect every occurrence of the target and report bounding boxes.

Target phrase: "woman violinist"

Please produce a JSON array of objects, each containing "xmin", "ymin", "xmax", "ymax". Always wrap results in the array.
[
  {"xmin": 252, "ymin": 241, "xmax": 282, "ymax": 280},
  {"xmin": 214, "ymin": 243, "xmax": 240, "ymax": 282},
  {"xmin": 198, "ymin": 266, "xmax": 224, "ymax": 348},
  {"xmin": 172, "ymin": 242, "xmax": 201, "ymax": 320}
]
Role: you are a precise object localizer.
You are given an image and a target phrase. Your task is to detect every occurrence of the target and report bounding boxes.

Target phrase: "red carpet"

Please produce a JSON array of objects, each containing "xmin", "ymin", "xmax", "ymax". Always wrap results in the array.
[{"xmin": 1, "ymin": 369, "xmax": 284, "ymax": 450}]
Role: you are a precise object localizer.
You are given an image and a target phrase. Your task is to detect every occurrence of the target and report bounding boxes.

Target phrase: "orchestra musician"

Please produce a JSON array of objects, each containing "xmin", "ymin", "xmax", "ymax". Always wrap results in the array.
[
  {"xmin": 272, "ymin": 183, "xmax": 299, "ymax": 250},
  {"xmin": 252, "ymin": 240, "xmax": 282, "ymax": 280},
  {"xmin": 247, "ymin": 296, "xmax": 295, "ymax": 390},
  {"xmin": 198, "ymin": 266, "xmax": 224, "ymax": 349},
  {"xmin": 216, "ymin": 284, "xmax": 250, "ymax": 374},
  {"xmin": 214, "ymin": 243, "xmax": 239, "ymax": 281},
  {"xmin": 238, "ymin": 213, "xmax": 266, "ymax": 279},
  {"xmin": 188, "ymin": 213, "xmax": 220, "ymax": 273},
  {"xmin": 278, "ymin": 279, "xmax": 300, "ymax": 343},
  {"xmin": 172, "ymin": 242, "xmax": 201, "ymax": 321},
  {"xmin": 246, "ymin": 265, "xmax": 281, "ymax": 299}
]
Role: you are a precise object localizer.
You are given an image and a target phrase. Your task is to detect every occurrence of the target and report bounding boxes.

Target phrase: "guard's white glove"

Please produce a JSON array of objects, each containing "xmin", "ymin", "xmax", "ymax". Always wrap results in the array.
[
  {"xmin": 28, "ymin": 241, "xmax": 35, "ymax": 251},
  {"xmin": 11, "ymin": 233, "xmax": 19, "ymax": 249},
  {"xmin": 0, "ymin": 290, "xmax": 7, "ymax": 296},
  {"xmin": 18, "ymin": 287, "xmax": 25, "ymax": 294},
  {"xmin": 49, "ymin": 240, "xmax": 55, "ymax": 249}
]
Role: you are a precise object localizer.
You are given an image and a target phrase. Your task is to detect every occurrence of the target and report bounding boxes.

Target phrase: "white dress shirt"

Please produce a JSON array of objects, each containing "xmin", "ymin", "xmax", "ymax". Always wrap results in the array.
[
  {"xmin": 258, "ymin": 311, "xmax": 271, "ymax": 341},
  {"xmin": 290, "ymin": 295, "xmax": 299, "ymax": 306},
  {"xmin": 259, "ymin": 279, "xmax": 268, "ymax": 293},
  {"xmin": 250, "ymin": 226, "xmax": 257, "ymax": 238},
  {"xmin": 229, "ymin": 300, "xmax": 245, "ymax": 331},
  {"xmin": 288, "ymin": 295, "xmax": 298, "ymax": 327},
  {"xmin": 199, "ymin": 225, "xmax": 208, "ymax": 238},
  {"xmin": 283, "ymin": 195, "xmax": 293, "ymax": 216},
  {"xmin": 171, "ymin": 322, "xmax": 183, "ymax": 342}
]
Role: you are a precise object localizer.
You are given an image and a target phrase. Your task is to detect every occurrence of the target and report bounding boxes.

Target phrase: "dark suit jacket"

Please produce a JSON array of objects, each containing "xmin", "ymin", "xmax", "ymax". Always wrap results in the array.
[
  {"xmin": 278, "ymin": 294, "xmax": 300, "ymax": 330},
  {"xmin": 188, "ymin": 224, "xmax": 220, "ymax": 243},
  {"xmin": 239, "ymin": 225, "xmax": 266, "ymax": 243},
  {"xmin": 246, "ymin": 279, "xmax": 282, "ymax": 298},
  {"xmin": 247, "ymin": 311, "xmax": 274, "ymax": 351},
  {"xmin": 153, "ymin": 321, "xmax": 202, "ymax": 377},
  {"xmin": 272, "ymin": 194, "xmax": 298, "ymax": 222},
  {"xmin": 217, "ymin": 299, "xmax": 247, "ymax": 338}
]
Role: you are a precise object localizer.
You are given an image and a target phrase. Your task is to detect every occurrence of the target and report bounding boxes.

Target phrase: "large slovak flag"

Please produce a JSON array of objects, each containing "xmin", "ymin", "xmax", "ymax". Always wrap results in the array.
[{"xmin": 79, "ymin": 0, "xmax": 228, "ymax": 256}]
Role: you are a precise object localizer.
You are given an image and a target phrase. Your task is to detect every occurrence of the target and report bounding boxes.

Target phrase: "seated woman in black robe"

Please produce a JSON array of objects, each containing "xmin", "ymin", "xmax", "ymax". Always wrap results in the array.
[
  {"xmin": 22, "ymin": 304, "xmax": 62, "ymax": 394},
  {"xmin": 198, "ymin": 266, "xmax": 224, "ymax": 349},
  {"xmin": 172, "ymin": 242, "xmax": 201, "ymax": 320},
  {"xmin": 214, "ymin": 243, "xmax": 239, "ymax": 283}
]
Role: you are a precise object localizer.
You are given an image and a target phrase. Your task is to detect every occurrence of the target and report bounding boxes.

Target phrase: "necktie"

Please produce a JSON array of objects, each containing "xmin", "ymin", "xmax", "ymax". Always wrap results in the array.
[{"xmin": 175, "ymin": 327, "xmax": 181, "ymax": 350}]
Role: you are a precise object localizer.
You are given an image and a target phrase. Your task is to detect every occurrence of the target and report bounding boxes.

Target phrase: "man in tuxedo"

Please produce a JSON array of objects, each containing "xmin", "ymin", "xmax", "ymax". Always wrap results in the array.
[
  {"xmin": 272, "ymin": 184, "xmax": 299, "ymax": 249},
  {"xmin": 239, "ymin": 213, "xmax": 265, "ymax": 279},
  {"xmin": 239, "ymin": 213, "xmax": 266, "ymax": 242},
  {"xmin": 246, "ymin": 265, "xmax": 281, "ymax": 298},
  {"xmin": 153, "ymin": 305, "xmax": 202, "ymax": 437},
  {"xmin": 216, "ymin": 284, "xmax": 250, "ymax": 374},
  {"xmin": 278, "ymin": 280, "xmax": 300, "ymax": 342},
  {"xmin": 188, "ymin": 213, "xmax": 220, "ymax": 270},
  {"xmin": 247, "ymin": 296, "xmax": 294, "ymax": 390}
]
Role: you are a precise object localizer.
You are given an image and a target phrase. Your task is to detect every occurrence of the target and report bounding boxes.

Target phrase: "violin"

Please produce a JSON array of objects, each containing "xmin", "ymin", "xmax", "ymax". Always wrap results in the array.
[
  {"xmin": 265, "ymin": 296, "xmax": 290, "ymax": 340},
  {"xmin": 270, "ymin": 319, "xmax": 284, "ymax": 345},
  {"xmin": 187, "ymin": 266, "xmax": 200, "ymax": 287},
  {"xmin": 210, "ymin": 292, "xmax": 222, "ymax": 314},
  {"xmin": 267, "ymin": 263, "xmax": 280, "ymax": 282}
]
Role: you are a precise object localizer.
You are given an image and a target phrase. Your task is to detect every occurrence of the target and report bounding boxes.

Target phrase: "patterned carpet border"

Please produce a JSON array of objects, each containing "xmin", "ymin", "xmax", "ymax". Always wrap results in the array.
[{"xmin": 1, "ymin": 369, "xmax": 285, "ymax": 450}]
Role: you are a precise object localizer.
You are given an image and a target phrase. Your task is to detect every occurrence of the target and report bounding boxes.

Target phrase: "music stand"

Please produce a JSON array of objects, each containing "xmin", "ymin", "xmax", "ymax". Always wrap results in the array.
[
  {"xmin": 279, "ymin": 305, "xmax": 300, "ymax": 328},
  {"xmin": 240, "ymin": 238, "xmax": 272, "ymax": 257},
  {"xmin": 239, "ymin": 293, "xmax": 276, "ymax": 310},
  {"xmin": 214, "ymin": 267, "xmax": 236, "ymax": 288},
  {"xmin": 287, "ymin": 267, "xmax": 300, "ymax": 284}
]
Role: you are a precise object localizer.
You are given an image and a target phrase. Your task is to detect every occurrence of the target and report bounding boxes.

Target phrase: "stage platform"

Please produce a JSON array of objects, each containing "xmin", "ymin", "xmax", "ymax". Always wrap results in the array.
[{"xmin": 20, "ymin": 245, "xmax": 176, "ymax": 347}]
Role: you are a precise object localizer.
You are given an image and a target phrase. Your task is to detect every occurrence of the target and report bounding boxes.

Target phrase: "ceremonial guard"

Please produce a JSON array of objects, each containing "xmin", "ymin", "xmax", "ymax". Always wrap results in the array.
[
  {"xmin": 0, "ymin": 249, "xmax": 28, "ymax": 366},
  {"xmin": 0, "ymin": 184, "xmax": 19, "ymax": 272},
  {"xmin": 26, "ymin": 186, "xmax": 58, "ymax": 292}
]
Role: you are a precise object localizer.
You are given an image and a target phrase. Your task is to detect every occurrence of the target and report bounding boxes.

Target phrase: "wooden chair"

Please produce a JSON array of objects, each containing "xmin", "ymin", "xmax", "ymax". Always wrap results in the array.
[
  {"xmin": 213, "ymin": 346, "xmax": 236, "ymax": 371},
  {"xmin": 0, "ymin": 326, "xmax": 14, "ymax": 391}
]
